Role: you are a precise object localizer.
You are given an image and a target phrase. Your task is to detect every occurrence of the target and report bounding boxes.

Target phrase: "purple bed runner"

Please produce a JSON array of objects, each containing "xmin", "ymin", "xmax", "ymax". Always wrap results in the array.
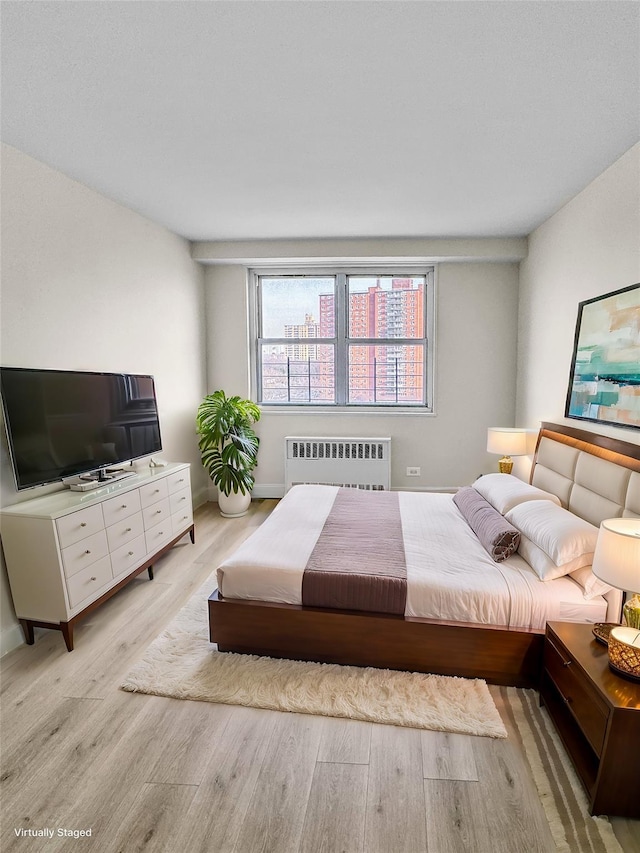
[{"xmin": 301, "ymin": 488, "xmax": 407, "ymax": 615}]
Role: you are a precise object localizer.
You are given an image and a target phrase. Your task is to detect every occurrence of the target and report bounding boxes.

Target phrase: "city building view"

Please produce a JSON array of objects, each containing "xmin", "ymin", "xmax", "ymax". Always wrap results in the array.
[{"xmin": 260, "ymin": 276, "xmax": 426, "ymax": 404}]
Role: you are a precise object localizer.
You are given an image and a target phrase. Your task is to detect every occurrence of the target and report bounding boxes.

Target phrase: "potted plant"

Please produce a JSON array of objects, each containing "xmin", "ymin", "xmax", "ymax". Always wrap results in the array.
[{"xmin": 196, "ymin": 390, "xmax": 261, "ymax": 517}]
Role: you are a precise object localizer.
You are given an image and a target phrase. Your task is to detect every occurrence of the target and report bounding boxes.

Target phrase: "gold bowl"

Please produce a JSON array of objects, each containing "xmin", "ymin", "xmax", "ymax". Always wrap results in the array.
[{"xmin": 608, "ymin": 627, "xmax": 640, "ymax": 681}]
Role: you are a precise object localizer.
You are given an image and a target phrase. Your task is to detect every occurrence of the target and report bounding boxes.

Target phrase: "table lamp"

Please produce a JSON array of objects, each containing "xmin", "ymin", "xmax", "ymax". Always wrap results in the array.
[
  {"xmin": 486, "ymin": 428, "xmax": 528, "ymax": 474},
  {"xmin": 592, "ymin": 518, "xmax": 640, "ymax": 680}
]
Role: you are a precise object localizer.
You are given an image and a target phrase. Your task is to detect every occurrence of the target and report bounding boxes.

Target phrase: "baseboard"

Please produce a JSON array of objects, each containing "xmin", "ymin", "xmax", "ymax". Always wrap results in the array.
[
  {"xmin": 1, "ymin": 621, "xmax": 24, "ymax": 658},
  {"xmin": 252, "ymin": 484, "xmax": 286, "ymax": 499},
  {"xmin": 251, "ymin": 485, "xmax": 458, "ymax": 498}
]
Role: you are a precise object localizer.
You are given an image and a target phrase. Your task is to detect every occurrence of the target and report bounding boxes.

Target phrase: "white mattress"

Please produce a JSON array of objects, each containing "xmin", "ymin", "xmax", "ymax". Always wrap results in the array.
[{"xmin": 216, "ymin": 485, "xmax": 609, "ymax": 630}]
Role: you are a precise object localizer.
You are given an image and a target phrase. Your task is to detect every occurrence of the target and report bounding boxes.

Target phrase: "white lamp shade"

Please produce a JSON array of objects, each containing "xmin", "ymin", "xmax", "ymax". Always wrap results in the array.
[
  {"xmin": 486, "ymin": 428, "xmax": 528, "ymax": 457},
  {"xmin": 592, "ymin": 518, "xmax": 640, "ymax": 591}
]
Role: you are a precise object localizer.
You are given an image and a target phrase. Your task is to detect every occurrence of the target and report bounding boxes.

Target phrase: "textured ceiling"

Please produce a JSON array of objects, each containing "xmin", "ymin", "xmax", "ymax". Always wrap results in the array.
[{"xmin": 2, "ymin": 1, "xmax": 638, "ymax": 241}]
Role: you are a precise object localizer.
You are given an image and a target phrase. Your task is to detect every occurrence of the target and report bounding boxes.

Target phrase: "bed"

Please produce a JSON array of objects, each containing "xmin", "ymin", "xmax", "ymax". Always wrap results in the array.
[{"xmin": 208, "ymin": 423, "xmax": 640, "ymax": 687}]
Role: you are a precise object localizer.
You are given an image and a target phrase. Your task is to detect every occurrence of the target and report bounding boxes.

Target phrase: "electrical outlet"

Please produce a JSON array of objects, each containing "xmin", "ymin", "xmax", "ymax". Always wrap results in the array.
[{"xmin": 406, "ymin": 466, "xmax": 421, "ymax": 477}]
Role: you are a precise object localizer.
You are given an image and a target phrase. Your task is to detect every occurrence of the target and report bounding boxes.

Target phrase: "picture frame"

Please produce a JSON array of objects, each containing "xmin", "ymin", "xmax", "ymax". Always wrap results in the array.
[{"xmin": 565, "ymin": 283, "xmax": 640, "ymax": 431}]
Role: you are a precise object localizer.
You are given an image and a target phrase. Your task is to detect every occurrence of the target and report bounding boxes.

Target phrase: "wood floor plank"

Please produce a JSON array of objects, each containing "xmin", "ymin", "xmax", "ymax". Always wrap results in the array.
[
  {"xmin": 365, "ymin": 724, "xmax": 427, "ymax": 853},
  {"xmin": 1, "ymin": 691, "xmax": 151, "ymax": 852},
  {"xmin": 172, "ymin": 705, "xmax": 278, "ymax": 853},
  {"xmin": 34, "ymin": 696, "xmax": 208, "ymax": 852},
  {"xmin": 146, "ymin": 698, "xmax": 233, "ymax": 785},
  {"xmin": 470, "ymin": 723, "xmax": 556, "ymax": 851},
  {"xmin": 317, "ymin": 715, "xmax": 372, "ymax": 764},
  {"xmin": 101, "ymin": 783, "xmax": 198, "ymax": 853},
  {"xmin": 231, "ymin": 711, "xmax": 324, "ymax": 853},
  {"xmin": 421, "ymin": 730, "xmax": 478, "ymax": 781},
  {"xmin": 299, "ymin": 762, "xmax": 368, "ymax": 853}
]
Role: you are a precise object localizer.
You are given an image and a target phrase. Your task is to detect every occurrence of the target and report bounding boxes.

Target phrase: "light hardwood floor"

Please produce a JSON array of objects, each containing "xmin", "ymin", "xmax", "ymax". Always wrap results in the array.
[{"xmin": 1, "ymin": 500, "xmax": 639, "ymax": 853}]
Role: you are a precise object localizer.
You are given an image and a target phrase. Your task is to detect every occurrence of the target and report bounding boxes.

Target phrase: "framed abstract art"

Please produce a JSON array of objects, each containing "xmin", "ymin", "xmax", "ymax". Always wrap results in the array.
[{"xmin": 565, "ymin": 283, "xmax": 640, "ymax": 431}]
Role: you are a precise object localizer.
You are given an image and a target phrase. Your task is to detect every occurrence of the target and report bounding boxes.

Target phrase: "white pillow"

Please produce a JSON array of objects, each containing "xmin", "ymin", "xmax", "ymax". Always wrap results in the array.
[
  {"xmin": 505, "ymin": 500, "xmax": 598, "ymax": 581},
  {"xmin": 472, "ymin": 473, "xmax": 561, "ymax": 516},
  {"xmin": 516, "ymin": 533, "xmax": 594, "ymax": 581},
  {"xmin": 569, "ymin": 566, "xmax": 614, "ymax": 600}
]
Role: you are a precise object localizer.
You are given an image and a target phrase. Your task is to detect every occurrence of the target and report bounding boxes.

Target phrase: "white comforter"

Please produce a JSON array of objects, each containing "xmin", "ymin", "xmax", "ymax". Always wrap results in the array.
[{"xmin": 216, "ymin": 485, "xmax": 608, "ymax": 630}]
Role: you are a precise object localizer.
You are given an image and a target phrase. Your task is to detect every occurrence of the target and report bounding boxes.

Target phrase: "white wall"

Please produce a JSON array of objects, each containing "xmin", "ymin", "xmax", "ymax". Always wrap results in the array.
[
  {"xmin": 205, "ymin": 259, "xmax": 521, "ymax": 494},
  {"xmin": 517, "ymin": 143, "xmax": 640, "ymax": 446},
  {"xmin": 0, "ymin": 144, "xmax": 208, "ymax": 654}
]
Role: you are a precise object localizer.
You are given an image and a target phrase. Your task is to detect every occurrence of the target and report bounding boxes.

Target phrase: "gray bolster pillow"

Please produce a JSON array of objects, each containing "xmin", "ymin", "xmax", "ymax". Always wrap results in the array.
[{"xmin": 453, "ymin": 486, "xmax": 520, "ymax": 562}]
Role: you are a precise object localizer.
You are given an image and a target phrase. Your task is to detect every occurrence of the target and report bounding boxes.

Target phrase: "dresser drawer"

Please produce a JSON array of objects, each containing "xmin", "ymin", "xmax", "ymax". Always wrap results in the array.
[
  {"xmin": 139, "ymin": 478, "xmax": 169, "ymax": 508},
  {"xmin": 65, "ymin": 556, "xmax": 113, "ymax": 609},
  {"xmin": 172, "ymin": 507, "xmax": 193, "ymax": 535},
  {"xmin": 61, "ymin": 530, "xmax": 110, "ymax": 579},
  {"xmin": 56, "ymin": 505, "xmax": 104, "ymax": 549},
  {"xmin": 102, "ymin": 490, "xmax": 142, "ymax": 527},
  {"xmin": 106, "ymin": 512, "xmax": 144, "ymax": 552},
  {"xmin": 544, "ymin": 635, "xmax": 609, "ymax": 756},
  {"xmin": 167, "ymin": 469, "xmax": 190, "ymax": 494},
  {"xmin": 110, "ymin": 534, "xmax": 147, "ymax": 579},
  {"xmin": 142, "ymin": 498, "xmax": 171, "ymax": 530},
  {"xmin": 145, "ymin": 520, "xmax": 174, "ymax": 553},
  {"xmin": 169, "ymin": 486, "xmax": 191, "ymax": 515}
]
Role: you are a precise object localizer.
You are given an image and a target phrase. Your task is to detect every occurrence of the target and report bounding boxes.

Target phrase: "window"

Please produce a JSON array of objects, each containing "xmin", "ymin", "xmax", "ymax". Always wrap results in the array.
[{"xmin": 252, "ymin": 268, "xmax": 434, "ymax": 409}]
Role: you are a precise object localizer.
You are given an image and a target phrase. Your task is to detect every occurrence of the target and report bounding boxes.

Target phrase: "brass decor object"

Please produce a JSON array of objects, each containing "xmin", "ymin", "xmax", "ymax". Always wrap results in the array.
[
  {"xmin": 607, "ymin": 627, "xmax": 640, "ymax": 682},
  {"xmin": 623, "ymin": 593, "xmax": 640, "ymax": 630},
  {"xmin": 486, "ymin": 428, "xmax": 528, "ymax": 474},
  {"xmin": 499, "ymin": 457, "xmax": 514, "ymax": 474}
]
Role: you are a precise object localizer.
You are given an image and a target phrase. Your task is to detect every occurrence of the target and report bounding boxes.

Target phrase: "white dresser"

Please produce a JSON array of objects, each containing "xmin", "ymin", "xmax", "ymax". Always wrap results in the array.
[{"xmin": 1, "ymin": 463, "xmax": 194, "ymax": 650}]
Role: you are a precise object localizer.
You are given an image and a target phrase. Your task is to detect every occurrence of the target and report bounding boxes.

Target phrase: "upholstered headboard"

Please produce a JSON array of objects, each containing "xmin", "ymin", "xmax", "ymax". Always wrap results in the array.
[
  {"xmin": 529, "ymin": 423, "xmax": 640, "ymax": 623},
  {"xmin": 530, "ymin": 422, "xmax": 640, "ymax": 525}
]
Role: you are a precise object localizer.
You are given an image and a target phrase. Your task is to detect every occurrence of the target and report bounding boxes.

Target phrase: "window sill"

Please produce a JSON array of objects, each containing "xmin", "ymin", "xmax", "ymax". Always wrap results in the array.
[{"xmin": 258, "ymin": 405, "xmax": 436, "ymax": 416}]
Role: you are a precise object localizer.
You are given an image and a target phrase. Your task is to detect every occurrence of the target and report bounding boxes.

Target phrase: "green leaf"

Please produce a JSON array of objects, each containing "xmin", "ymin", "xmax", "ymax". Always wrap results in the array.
[{"xmin": 196, "ymin": 390, "xmax": 261, "ymax": 495}]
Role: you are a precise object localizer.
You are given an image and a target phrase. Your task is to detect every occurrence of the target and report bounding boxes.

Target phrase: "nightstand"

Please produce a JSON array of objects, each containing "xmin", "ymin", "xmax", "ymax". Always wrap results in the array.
[{"xmin": 540, "ymin": 621, "xmax": 640, "ymax": 818}]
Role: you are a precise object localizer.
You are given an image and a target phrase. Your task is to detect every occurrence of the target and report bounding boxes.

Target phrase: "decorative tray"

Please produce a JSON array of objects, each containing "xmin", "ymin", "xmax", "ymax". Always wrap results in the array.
[{"xmin": 592, "ymin": 623, "xmax": 618, "ymax": 645}]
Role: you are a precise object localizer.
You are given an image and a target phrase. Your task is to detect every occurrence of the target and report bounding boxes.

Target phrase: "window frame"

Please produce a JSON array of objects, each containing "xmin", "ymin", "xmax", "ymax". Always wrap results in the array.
[{"xmin": 249, "ymin": 266, "xmax": 436, "ymax": 413}]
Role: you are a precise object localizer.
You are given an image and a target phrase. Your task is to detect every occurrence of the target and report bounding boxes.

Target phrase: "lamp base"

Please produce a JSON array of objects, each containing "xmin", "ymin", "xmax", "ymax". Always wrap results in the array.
[
  {"xmin": 498, "ymin": 456, "xmax": 513, "ymax": 474},
  {"xmin": 623, "ymin": 593, "xmax": 640, "ymax": 630}
]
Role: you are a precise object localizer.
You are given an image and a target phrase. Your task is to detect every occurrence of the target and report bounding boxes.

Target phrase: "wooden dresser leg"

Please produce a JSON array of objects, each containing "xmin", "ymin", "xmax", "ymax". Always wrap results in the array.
[
  {"xmin": 148, "ymin": 566, "xmax": 154, "ymax": 580},
  {"xmin": 189, "ymin": 525, "xmax": 195, "ymax": 544},
  {"xmin": 19, "ymin": 620, "xmax": 35, "ymax": 645},
  {"xmin": 60, "ymin": 623, "xmax": 74, "ymax": 652}
]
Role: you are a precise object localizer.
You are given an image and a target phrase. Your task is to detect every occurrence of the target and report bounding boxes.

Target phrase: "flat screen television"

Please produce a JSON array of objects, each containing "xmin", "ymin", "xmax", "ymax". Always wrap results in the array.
[{"xmin": 0, "ymin": 367, "xmax": 163, "ymax": 490}]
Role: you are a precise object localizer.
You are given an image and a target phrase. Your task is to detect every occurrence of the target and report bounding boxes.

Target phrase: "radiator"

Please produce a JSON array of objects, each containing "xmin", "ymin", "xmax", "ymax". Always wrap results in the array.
[{"xmin": 285, "ymin": 437, "xmax": 391, "ymax": 492}]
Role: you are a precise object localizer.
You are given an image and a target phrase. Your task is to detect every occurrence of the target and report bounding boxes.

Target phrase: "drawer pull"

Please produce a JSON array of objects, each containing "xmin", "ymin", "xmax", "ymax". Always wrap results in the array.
[
  {"xmin": 155, "ymin": 509, "xmax": 162, "ymax": 515},
  {"xmin": 90, "ymin": 576, "xmax": 97, "ymax": 582},
  {"xmin": 159, "ymin": 531, "xmax": 164, "ymax": 536},
  {"xmin": 154, "ymin": 489, "xmax": 160, "ymax": 493},
  {"xmin": 85, "ymin": 549, "xmax": 91, "ymax": 555},
  {"xmin": 121, "ymin": 504, "xmax": 128, "ymax": 509},
  {"xmin": 80, "ymin": 522, "xmax": 87, "ymax": 528},
  {"xmin": 125, "ymin": 527, "xmax": 132, "ymax": 533},
  {"xmin": 563, "ymin": 660, "xmax": 572, "ymax": 668},
  {"xmin": 128, "ymin": 551, "xmax": 134, "ymax": 556},
  {"xmin": 180, "ymin": 496, "xmax": 186, "ymax": 502}
]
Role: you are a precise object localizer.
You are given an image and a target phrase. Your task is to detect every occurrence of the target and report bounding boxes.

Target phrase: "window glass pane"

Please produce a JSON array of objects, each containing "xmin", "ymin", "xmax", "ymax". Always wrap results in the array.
[
  {"xmin": 261, "ymin": 277, "xmax": 335, "ymax": 338},
  {"xmin": 260, "ymin": 343, "xmax": 335, "ymax": 403},
  {"xmin": 348, "ymin": 344, "xmax": 424, "ymax": 404},
  {"xmin": 348, "ymin": 276, "xmax": 425, "ymax": 339}
]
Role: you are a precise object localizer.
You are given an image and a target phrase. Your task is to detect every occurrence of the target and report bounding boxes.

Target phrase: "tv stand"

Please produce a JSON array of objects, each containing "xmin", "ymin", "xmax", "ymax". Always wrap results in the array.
[
  {"xmin": 65, "ymin": 469, "xmax": 137, "ymax": 492},
  {"xmin": 1, "ymin": 463, "xmax": 194, "ymax": 650}
]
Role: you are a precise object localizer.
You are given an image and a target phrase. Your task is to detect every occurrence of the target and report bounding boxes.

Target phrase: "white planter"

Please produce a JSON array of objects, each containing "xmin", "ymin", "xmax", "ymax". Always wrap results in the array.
[{"xmin": 218, "ymin": 489, "xmax": 252, "ymax": 518}]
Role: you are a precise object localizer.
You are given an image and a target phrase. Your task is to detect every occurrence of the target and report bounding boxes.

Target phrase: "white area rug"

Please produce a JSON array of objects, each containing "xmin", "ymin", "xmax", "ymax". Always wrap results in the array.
[{"xmin": 121, "ymin": 575, "xmax": 507, "ymax": 737}]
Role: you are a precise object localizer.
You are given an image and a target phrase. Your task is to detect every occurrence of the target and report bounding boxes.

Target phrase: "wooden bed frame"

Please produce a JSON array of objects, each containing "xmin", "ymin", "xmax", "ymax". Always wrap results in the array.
[{"xmin": 208, "ymin": 423, "xmax": 640, "ymax": 688}]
